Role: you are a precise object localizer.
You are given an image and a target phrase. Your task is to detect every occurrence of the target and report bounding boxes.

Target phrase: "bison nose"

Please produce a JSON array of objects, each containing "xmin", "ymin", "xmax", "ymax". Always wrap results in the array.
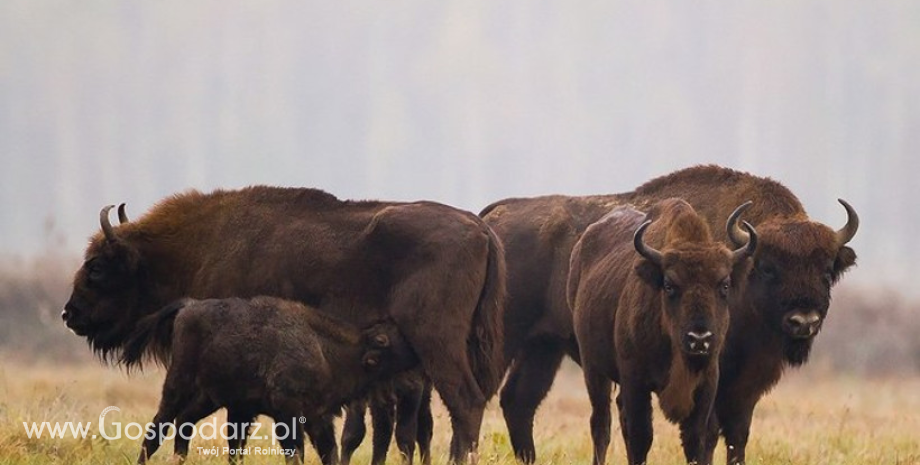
[
  {"xmin": 61, "ymin": 308, "xmax": 71, "ymax": 322},
  {"xmin": 685, "ymin": 331, "xmax": 713, "ymax": 354},
  {"xmin": 783, "ymin": 311, "xmax": 821, "ymax": 339}
]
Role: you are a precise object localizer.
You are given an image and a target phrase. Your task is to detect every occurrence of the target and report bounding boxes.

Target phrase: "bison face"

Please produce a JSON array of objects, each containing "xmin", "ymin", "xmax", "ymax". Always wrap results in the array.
[
  {"xmin": 634, "ymin": 212, "xmax": 757, "ymax": 364},
  {"xmin": 62, "ymin": 206, "xmax": 146, "ymax": 356},
  {"xmin": 745, "ymin": 224, "xmax": 856, "ymax": 358},
  {"xmin": 742, "ymin": 226, "xmax": 856, "ymax": 365},
  {"xmin": 728, "ymin": 199, "xmax": 858, "ymax": 365},
  {"xmin": 643, "ymin": 250, "xmax": 735, "ymax": 362}
]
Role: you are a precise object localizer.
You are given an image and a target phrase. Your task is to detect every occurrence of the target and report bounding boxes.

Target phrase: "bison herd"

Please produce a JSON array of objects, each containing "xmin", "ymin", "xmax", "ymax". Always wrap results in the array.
[{"xmin": 61, "ymin": 165, "xmax": 858, "ymax": 465}]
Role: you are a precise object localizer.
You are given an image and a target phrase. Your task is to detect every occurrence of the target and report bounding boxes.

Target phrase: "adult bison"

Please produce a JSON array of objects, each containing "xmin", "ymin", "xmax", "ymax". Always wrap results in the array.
[
  {"xmin": 481, "ymin": 165, "xmax": 858, "ymax": 464},
  {"xmin": 62, "ymin": 186, "xmax": 506, "ymax": 463},
  {"xmin": 568, "ymin": 200, "xmax": 757, "ymax": 465}
]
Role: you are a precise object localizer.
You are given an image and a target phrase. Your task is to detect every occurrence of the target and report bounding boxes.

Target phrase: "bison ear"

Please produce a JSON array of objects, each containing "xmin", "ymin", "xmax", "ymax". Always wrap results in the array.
[
  {"xmin": 373, "ymin": 333, "xmax": 390, "ymax": 348},
  {"xmin": 831, "ymin": 246, "xmax": 857, "ymax": 282},
  {"xmin": 634, "ymin": 259, "xmax": 663, "ymax": 288}
]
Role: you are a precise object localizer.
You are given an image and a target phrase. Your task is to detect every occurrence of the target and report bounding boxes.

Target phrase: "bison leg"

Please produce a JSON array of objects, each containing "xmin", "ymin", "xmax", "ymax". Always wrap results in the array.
[
  {"xmin": 138, "ymin": 371, "xmax": 198, "ymax": 464},
  {"xmin": 678, "ymin": 376, "xmax": 718, "ymax": 465},
  {"xmin": 421, "ymin": 351, "xmax": 485, "ymax": 463},
  {"xmin": 583, "ymin": 366, "xmax": 613, "ymax": 465},
  {"xmin": 226, "ymin": 408, "xmax": 256, "ymax": 465},
  {"xmin": 394, "ymin": 382, "xmax": 428, "ymax": 465},
  {"xmin": 616, "ymin": 382, "xmax": 653, "ymax": 465},
  {"xmin": 275, "ymin": 411, "xmax": 307, "ymax": 465},
  {"xmin": 304, "ymin": 414, "xmax": 339, "ymax": 465},
  {"xmin": 717, "ymin": 397, "xmax": 757, "ymax": 465},
  {"xmin": 172, "ymin": 395, "xmax": 218, "ymax": 459},
  {"xmin": 416, "ymin": 381, "xmax": 434, "ymax": 465},
  {"xmin": 340, "ymin": 400, "xmax": 368, "ymax": 465},
  {"xmin": 499, "ymin": 338, "xmax": 566, "ymax": 464},
  {"xmin": 370, "ymin": 395, "xmax": 396, "ymax": 465},
  {"xmin": 388, "ymin": 302, "xmax": 487, "ymax": 461},
  {"xmin": 138, "ymin": 407, "xmax": 180, "ymax": 464}
]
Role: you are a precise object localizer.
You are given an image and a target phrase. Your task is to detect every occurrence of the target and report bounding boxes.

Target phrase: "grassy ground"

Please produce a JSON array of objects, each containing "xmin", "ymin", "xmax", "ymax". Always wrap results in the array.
[{"xmin": 0, "ymin": 359, "xmax": 917, "ymax": 465}]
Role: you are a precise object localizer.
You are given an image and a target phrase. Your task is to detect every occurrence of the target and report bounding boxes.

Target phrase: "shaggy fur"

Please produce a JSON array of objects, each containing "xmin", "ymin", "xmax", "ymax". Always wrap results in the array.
[
  {"xmin": 569, "ymin": 200, "xmax": 755, "ymax": 465},
  {"xmin": 63, "ymin": 186, "xmax": 506, "ymax": 463},
  {"xmin": 480, "ymin": 165, "xmax": 858, "ymax": 464},
  {"xmin": 130, "ymin": 297, "xmax": 417, "ymax": 464}
]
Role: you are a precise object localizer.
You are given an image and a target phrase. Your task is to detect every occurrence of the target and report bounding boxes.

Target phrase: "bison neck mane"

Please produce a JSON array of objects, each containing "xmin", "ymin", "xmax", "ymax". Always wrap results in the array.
[
  {"xmin": 720, "ymin": 301, "xmax": 805, "ymax": 398},
  {"xmin": 658, "ymin": 343, "xmax": 710, "ymax": 423}
]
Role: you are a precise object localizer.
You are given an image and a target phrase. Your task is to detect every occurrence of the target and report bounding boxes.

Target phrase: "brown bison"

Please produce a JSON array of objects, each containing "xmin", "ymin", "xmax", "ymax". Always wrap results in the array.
[
  {"xmin": 480, "ymin": 165, "xmax": 858, "ymax": 464},
  {"xmin": 127, "ymin": 296, "xmax": 418, "ymax": 464},
  {"xmin": 62, "ymin": 186, "xmax": 506, "ymax": 463},
  {"xmin": 568, "ymin": 200, "xmax": 757, "ymax": 465}
]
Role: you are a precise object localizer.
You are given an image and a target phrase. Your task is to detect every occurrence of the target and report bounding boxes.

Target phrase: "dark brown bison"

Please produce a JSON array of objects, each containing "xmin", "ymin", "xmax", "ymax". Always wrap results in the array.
[
  {"xmin": 62, "ymin": 186, "xmax": 506, "ymax": 463},
  {"xmin": 480, "ymin": 165, "xmax": 858, "ymax": 464},
  {"xmin": 127, "ymin": 296, "xmax": 418, "ymax": 464},
  {"xmin": 568, "ymin": 200, "xmax": 757, "ymax": 465},
  {"xmin": 340, "ymin": 378, "xmax": 433, "ymax": 465}
]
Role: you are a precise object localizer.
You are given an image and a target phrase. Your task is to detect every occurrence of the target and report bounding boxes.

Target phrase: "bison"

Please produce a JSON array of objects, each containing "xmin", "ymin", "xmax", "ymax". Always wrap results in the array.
[
  {"xmin": 62, "ymin": 186, "xmax": 506, "ymax": 463},
  {"xmin": 568, "ymin": 200, "xmax": 757, "ymax": 465},
  {"xmin": 480, "ymin": 165, "xmax": 858, "ymax": 464},
  {"xmin": 126, "ymin": 296, "xmax": 418, "ymax": 464}
]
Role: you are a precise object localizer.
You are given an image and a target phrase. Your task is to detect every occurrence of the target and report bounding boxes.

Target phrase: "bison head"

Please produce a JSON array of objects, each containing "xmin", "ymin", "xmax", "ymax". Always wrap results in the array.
[
  {"xmin": 634, "ymin": 201, "xmax": 758, "ymax": 366},
  {"xmin": 360, "ymin": 321, "xmax": 418, "ymax": 376},
  {"xmin": 727, "ymin": 199, "xmax": 858, "ymax": 365},
  {"xmin": 62, "ymin": 205, "xmax": 149, "ymax": 360}
]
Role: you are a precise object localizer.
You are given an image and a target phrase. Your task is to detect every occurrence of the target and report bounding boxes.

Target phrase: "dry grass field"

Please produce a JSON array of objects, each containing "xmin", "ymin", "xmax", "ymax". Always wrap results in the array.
[{"xmin": 1, "ymin": 359, "xmax": 917, "ymax": 465}]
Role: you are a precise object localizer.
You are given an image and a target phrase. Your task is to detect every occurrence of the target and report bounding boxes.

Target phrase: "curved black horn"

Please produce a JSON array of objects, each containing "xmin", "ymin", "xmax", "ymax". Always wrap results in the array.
[
  {"xmin": 726, "ymin": 201, "xmax": 753, "ymax": 247},
  {"xmin": 633, "ymin": 220, "xmax": 662, "ymax": 266},
  {"xmin": 835, "ymin": 199, "xmax": 859, "ymax": 246},
  {"xmin": 117, "ymin": 203, "xmax": 129, "ymax": 224},
  {"xmin": 732, "ymin": 221, "xmax": 758, "ymax": 262},
  {"xmin": 100, "ymin": 205, "xmax": 117, "ymax": 242}
]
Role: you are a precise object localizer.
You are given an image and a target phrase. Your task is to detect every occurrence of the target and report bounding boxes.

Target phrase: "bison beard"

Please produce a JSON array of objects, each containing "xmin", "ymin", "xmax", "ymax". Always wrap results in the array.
[
  {"xmin": 482, "ymin": 165, "xmax": 857, "ymax": 465},
  {"xmin": 62, "ymin": 187, "xmax": 506, "ymax": 464},
  {"xmin": 783, "ymin": 338, "xmax": 815, "ymax": 366}
]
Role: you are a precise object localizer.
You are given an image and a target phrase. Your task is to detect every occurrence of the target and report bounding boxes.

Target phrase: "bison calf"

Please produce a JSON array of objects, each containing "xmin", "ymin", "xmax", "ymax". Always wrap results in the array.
[
  {"xmin": 124, "ymin": 296, "xmax": 418, "ymax": 464},
  {"xmin": 569, "ymin": 199, "xmax": 756, "ymax": 465}
]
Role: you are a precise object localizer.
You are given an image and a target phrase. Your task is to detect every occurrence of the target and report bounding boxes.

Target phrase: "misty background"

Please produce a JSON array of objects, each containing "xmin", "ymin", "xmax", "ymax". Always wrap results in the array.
[{"xmin": 1, "ymin": 2, "xmax": 919, "ymax": 369}]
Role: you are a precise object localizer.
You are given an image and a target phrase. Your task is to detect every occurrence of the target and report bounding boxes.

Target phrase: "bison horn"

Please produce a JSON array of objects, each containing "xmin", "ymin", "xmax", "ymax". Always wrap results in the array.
[
  {"xmin": 117, "ymin": 203, "xmax": 129, "ymax": 224},
  {"xmin": 732, "ymin": 221, "xmax": 758, "ymax": 262},
  {"xmin": 835, "ymin": 199, "xmax": 859, "ymax": 246},
  {"xmin": 726, "ymin": 201, "xmax": 754, "ymax": 248},
  {"xmin": 100, "ymin": 205, "xmax": 118, "ymax": 242},
  {"xmin": 633, "ymin": 220, "xmax": 662, "ymax": 266}
]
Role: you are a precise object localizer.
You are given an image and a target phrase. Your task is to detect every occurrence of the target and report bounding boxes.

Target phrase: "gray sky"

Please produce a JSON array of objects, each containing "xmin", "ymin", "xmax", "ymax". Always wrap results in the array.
[{"xmin": 1, "ymin": 1, "xmax": 917, "ymax": 291}]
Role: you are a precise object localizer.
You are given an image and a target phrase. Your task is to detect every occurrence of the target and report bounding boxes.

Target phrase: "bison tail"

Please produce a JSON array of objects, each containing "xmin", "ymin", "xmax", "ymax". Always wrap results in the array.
[
  {"xmin": 468, "ymin": 224, "xmax": 507, "ymax": 399},
  {"xmin": 120, "ymin": 299, "xmax": 188, "ymax": 371}
]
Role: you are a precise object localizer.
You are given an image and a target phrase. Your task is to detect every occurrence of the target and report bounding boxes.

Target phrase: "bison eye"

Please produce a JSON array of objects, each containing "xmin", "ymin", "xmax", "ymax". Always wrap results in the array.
[
  {"xmin": 719, "ymin": 280, "xmax": 731, "ymax": 298},
  {"xmin": 663, "ymin": 280, "xmax": 677, "ymax": 297},
  {"xmin": 86, "ymin": 260, "xmax": 105, "ymax": 283},
  {"xmin": 757, "ymin": 262, "xmax": 777, "ymax": 280}
]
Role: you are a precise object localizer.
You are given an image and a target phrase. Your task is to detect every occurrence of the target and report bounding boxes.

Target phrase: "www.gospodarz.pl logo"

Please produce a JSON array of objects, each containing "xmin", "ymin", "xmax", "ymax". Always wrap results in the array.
[{"xmin": 23, "ymin": 406, "xmax": 306, "ymax": 457}]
